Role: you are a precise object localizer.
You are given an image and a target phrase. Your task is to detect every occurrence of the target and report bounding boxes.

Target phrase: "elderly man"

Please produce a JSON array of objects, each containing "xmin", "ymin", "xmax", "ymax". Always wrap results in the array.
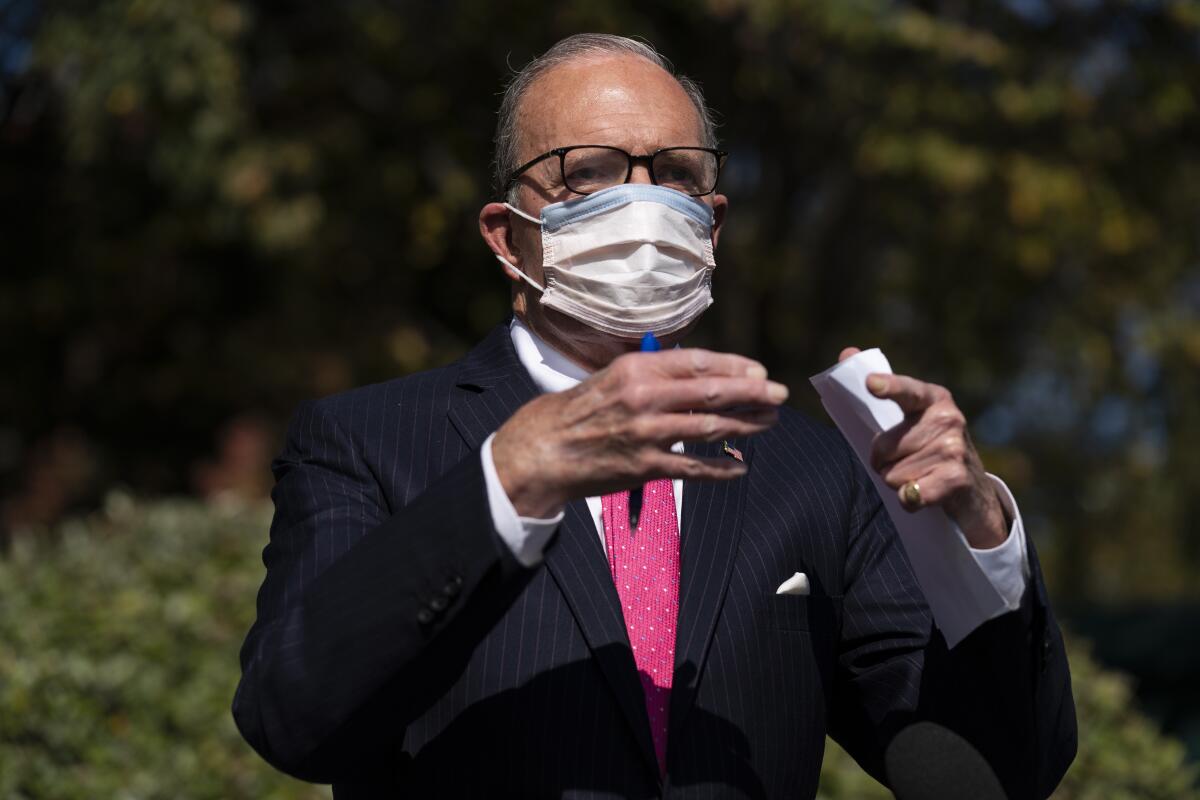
[{"xmin": 234, "ymin": 34, "xmax": 1076, "ymax": 799}]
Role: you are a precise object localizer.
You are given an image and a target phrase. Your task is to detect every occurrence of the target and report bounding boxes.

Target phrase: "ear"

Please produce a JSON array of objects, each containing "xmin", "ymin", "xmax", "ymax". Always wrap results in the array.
[
  {"xmin": 479, "ymin": 202, "xmax": 523, "ymax": 283},
  {"xmin": 710, "ymin": 193, "xmax": 729, "ymax": 249}
]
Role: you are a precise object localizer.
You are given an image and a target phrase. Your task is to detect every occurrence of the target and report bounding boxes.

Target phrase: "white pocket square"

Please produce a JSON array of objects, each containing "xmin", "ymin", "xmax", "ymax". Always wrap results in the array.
[{"xmin": 775, "ymin": 572, "xmax": 811, "ymax": 596}]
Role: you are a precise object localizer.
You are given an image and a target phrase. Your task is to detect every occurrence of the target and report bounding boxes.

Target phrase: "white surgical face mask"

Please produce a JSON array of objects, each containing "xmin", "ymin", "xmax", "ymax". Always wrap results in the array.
[{"xmin": 495, "ymin": 184, "xmax": 717, "ymax": 339}]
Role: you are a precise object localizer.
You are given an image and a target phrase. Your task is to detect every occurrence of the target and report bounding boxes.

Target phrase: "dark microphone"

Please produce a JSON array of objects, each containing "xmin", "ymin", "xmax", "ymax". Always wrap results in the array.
[{"xmin": 884, "ymin": 722, "xmax": 1007, "ymax": 800}]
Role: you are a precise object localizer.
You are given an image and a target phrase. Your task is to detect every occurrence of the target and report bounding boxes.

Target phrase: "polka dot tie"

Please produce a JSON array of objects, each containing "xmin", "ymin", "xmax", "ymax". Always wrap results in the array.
[{"xmin": 601, "ymin": 479, "xmax": 680, "ymax": 776}]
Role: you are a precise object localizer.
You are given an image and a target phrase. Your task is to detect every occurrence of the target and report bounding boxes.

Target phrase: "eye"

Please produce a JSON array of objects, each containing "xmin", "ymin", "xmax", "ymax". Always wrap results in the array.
[
  {"xmin": 562, "ymin": 148, "xmax": 629, "ymax": 191},
  {"xmin": 660, "ymin": 164, "xmax": 698, "ymax": 184},
  {"xmin": 566, "ymin": 164, "xmax": 602, "ymax": 181},
  {"xmin": 653, "ymin": 151, "xmax": 711, "ymax": 193}
]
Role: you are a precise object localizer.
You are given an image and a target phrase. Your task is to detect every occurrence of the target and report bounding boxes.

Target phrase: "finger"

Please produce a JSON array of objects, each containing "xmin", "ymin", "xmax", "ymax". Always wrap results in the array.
[
  {"xmin": 636, "ymin": 348, "xmax": 769, "ymax": 380},
  {"xmin": 865, "ymin": 373, "xmax": 943, "ymax": 414},
  {"xmin": 876, "ymin": 448, "xmax": 947, "ymax": 490},
  {"xmin": 645, "ymin": 450, "xmax": 749, "ymax": 482},
  {"xmin": 894, "ymin": 463, "xmax": 972, "ymax": 512},
  {"xmin": 870, "ymin": 421, "xmax": 965, "ymax": 474},
  {"xmin": 870, "ymin": 419, "xmax": 918, "ymax": 473},
  {"xmin": 643, "ymin": 376, "xmax": 789, "ymax": 412},
  {"xmin": 635, "ymin": 408, "xmax": 778, "ymax": 446},
  {"xmin": 838, "ymin": 346, "xmax": 861, "ymax": 363}
]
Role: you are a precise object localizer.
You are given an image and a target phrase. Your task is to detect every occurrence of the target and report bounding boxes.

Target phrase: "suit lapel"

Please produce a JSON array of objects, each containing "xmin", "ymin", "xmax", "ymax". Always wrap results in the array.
[
  {"xmin": 668, "ymin": 436, "xmax": 752, "ymax": 751},
  {"xmin": 445, "ymin": 323, "xmax": 661, "ymax": 782},
  {"xmin": 445, "ymin": 324, "xmax": 540, "ymax": 446}
]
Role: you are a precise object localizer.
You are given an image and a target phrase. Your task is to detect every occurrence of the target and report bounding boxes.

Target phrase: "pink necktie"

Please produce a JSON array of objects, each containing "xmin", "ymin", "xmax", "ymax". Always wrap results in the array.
[{"xmin": 601, "ymin": 479, "xmax": 680, "ymax": 776}]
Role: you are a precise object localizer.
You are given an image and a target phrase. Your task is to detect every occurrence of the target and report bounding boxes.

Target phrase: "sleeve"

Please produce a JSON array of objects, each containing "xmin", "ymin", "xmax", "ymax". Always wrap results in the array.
[
  {"xmin": 828, "ymin": 456, "xmax": 1077, "ymax": 800},
  {"xmin": 232, "ymin": 400, "xmax": 536, "ymax": 783},
  {"xmin": 964, "ymin": 474, "xmax": 1030, "ymax": 613},
  {"xmin": 481, "ymin": 432, "xmax": 564, "ymax": 567}
]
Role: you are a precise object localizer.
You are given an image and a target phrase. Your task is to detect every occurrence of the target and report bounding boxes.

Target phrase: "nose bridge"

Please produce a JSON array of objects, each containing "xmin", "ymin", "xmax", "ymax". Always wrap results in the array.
[{"xmin": 629, "ymin": 153, "xmax": 654, "ymax": 185}]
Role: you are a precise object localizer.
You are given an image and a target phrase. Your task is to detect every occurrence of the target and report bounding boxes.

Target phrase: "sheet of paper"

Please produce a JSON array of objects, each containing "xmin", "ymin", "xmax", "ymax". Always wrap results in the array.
[{"xmin": 809, "ymin": 349, "xmax": 1007, "ymax": 648}]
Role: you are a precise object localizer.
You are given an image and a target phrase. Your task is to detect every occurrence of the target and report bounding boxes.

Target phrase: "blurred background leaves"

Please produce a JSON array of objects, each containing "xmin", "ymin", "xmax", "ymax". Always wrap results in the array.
[
  {"xmin": 2, "ymin": 0, "xmax": 1199, "ymax": 793},
  {"xmin": 6, "ymin": 0, "xmax": 1200, "ymax": 607},
  {"xmin": 0, "ymin": 496, "xmax": 330, "ymax": 798}
]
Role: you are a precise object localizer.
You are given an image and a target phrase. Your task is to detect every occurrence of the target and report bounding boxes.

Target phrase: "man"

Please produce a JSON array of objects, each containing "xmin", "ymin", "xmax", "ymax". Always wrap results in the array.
[{"xmin": 233, "ymin": 34, "xmax": 1076, "ymax": 799}]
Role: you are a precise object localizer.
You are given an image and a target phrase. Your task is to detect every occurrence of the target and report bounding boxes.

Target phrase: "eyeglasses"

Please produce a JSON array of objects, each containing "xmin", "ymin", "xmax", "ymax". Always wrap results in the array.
[{"xmin": 506, "ymin": 145, "xmax": 728, "ymax": 197}]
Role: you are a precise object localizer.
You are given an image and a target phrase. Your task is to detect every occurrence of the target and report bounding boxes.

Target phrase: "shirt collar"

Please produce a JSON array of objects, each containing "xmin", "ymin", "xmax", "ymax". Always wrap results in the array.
[{"xmin": 509, "ymin": 316, "xmax": 592, "ymax": 394}]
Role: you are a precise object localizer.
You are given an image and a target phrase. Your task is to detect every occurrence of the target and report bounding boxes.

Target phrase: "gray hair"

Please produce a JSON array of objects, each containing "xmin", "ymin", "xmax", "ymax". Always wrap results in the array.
[{"xmin": 492, "ymin": 34, "xmax": 718, "ymax": 200}]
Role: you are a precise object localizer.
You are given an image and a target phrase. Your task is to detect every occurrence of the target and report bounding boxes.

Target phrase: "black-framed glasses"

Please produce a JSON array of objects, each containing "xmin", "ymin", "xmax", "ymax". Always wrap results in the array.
[{"xmin": 506, "ymin": 145, "xmax": 728, "ymax": 197}]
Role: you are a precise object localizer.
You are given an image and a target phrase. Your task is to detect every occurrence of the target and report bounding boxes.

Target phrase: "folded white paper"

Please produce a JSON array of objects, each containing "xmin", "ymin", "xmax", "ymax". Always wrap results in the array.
[{"xmin": 809, "ymin": 349, "xmax": 1007, "ymax": 648}]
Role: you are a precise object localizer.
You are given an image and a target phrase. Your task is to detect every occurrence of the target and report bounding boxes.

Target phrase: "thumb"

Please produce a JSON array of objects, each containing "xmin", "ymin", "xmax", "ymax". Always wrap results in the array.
[{"xmin": 838, "ymin": 346, "xmax": 862, "ymax": 363}]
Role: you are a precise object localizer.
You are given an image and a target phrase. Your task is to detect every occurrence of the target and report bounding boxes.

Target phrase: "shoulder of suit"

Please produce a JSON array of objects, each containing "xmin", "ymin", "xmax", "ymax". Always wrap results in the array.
[
  {"xmin": 304, "ymin": 354, "xmax": 471, "ymax": 421},
  {"xmin": 305, "ymin": 324, "xmax": 514, "ymax": 418},
  {"xmin": 759, "ymin": 404, "xmax": 859, "ymax": 471},
  {"xmin": 773, "ymin": 404, "xmax": 845, "ymax": 443}
]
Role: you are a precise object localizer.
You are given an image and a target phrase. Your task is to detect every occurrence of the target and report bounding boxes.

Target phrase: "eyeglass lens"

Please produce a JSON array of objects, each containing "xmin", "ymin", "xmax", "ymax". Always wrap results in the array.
[{"xmin": 562, "ymin": 147, "xmax": 719, "ymax": 196}]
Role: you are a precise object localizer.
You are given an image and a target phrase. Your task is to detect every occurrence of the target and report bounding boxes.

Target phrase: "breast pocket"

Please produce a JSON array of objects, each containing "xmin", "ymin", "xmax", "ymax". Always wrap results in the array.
[{"xmin": 767, "ymin": 594, "xmax": 843, "ymax": 638}]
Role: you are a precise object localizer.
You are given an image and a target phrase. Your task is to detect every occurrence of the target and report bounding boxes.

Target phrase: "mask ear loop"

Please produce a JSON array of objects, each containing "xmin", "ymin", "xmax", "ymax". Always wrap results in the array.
[
  {"xmin": 495, "ymin": 254, "xmax": 545, "ymax": 293},
  {"xmin": 495, "ymin": 203, "xmax": 546, "ymax": 292},
  {"xmin": 503, "ymin": 202, "xmax": 542, "ymax": 225}
]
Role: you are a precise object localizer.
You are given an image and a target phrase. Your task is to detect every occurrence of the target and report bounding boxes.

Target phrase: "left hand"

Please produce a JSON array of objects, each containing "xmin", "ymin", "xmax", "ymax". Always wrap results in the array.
[{"xmin": 838, "ymin": 347, "xmax": 1009, "ymax": 549}]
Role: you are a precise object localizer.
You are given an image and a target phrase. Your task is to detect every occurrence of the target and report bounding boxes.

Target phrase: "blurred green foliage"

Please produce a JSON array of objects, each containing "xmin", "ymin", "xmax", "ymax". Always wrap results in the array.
[
  {"xmin": 0, "ymin": 496, "xmax": 327, "ymax": 798},
  {"xmin": 0, "ymin": 495, "xmax": 1194, "ymax": 797},
  {"xmin": 1053, "ymin": 638, "xmax": 1200, "ymax": 799},
  {"xmin": 4, "ymin": 1, "xmax": 1200, "ymax": 599}
]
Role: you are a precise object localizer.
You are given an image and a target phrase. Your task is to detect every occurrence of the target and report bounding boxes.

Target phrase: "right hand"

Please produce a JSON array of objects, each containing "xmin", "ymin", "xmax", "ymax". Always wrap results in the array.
[{"xmin": 492, "ymin": 348, "xmax": 788, "ymax": 517}]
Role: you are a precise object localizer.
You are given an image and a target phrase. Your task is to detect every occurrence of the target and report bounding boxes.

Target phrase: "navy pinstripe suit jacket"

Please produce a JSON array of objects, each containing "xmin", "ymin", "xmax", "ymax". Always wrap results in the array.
[{"xmin": 233, "ymin": 323, "xmax": 1076, "ymax": 799}]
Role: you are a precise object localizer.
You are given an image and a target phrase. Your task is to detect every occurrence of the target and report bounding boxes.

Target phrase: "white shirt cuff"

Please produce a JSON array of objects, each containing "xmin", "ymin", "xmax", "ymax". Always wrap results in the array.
[
  {"xmin": 480, "ymin": 432, "xmax": 564, "ymax": 567},
  {"xmin": 962, "ymin": 473, "xmax": 1030, "ymax": 616}
]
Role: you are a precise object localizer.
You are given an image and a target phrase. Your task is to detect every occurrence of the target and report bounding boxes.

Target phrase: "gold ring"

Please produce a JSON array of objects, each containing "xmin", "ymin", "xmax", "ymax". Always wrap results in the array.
[{"xmin": 901, "ymin": 481, "xmax": 922, "ymax": 508}]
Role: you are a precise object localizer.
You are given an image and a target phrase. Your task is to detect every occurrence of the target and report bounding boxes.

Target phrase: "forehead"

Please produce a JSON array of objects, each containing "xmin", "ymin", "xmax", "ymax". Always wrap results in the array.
[{"xmin": 515, "ymin": 54, "xmax": 705, "ymax": 159}]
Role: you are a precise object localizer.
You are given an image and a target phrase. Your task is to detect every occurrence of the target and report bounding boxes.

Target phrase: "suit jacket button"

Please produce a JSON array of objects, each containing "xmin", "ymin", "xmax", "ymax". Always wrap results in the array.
[
  {"xmin": 417, "ymin": 608, "xmax": 434, "ymax": 625},
  {"xmin": 429, "ymin": 596, "xmax": 449, "ymax": 612},
  {"xmin": 443, "ymin": 577, "xmax": 463, "ymax": 597}
]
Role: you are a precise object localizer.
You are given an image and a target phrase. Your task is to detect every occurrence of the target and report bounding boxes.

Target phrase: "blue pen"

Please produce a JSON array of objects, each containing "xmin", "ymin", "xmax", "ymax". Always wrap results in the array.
[{"xmin": 629, "ymin": 332, "xmax": 660, "ymax": 532}]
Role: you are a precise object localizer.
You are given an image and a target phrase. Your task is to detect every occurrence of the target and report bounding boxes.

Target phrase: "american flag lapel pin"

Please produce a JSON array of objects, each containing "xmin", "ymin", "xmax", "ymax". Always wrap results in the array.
[{"xmin": 722, "ymin": 440, "xmax": 744, "ymax": 463}]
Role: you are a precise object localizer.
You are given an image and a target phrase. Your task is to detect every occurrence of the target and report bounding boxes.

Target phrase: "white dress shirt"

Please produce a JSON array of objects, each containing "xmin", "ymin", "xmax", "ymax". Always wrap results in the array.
[{"xmin": 480, "ymin": 317, "xmax": 1030, "ymax": 634}]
